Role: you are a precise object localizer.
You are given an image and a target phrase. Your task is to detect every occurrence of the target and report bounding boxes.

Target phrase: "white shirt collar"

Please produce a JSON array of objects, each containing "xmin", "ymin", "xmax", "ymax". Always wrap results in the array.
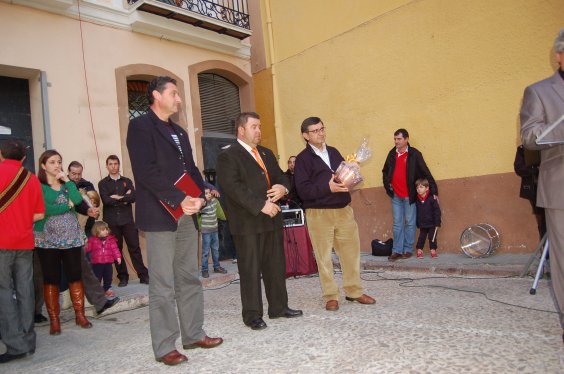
[
  {"xmin": 309, "ymin": 142, "xmax": 327, "ymax": 154},
  {"xmin": 237, "ymin": 138, "xmax": 255, "ymax": 155},
  {"xmin": 309, "ymin": 142, "xmax": 331, "ymax": 168},
  {"xmin": 396, "ymin": 146, "xmax": 409, "ymax": 156}
]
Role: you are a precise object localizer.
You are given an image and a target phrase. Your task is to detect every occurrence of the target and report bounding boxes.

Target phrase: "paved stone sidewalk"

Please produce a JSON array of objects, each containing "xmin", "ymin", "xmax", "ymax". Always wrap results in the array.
[{"xmin": 2, "ymin": 268, "xmax": 563, "ymax": 373}]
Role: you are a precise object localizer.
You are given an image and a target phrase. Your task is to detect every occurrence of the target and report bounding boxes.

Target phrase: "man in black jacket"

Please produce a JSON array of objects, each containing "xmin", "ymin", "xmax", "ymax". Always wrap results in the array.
[
  {"xmin": 68, "ymin": 161, "xmax": 99, "ymax": 236},
  {"xmin": 98, "ymin": 155, "xmax": 149, "ymax": 286},
  {"xmin": 127, "ymin": 76, "xmax": 222, "ymax": 366},
  {"xmin": 294, "ymin": 117, "xmax": 375, "ymax": 312},
  {"xmin": 382, "ymin": 129, "xmax": 438, "ymax": 261},
  {"xmin": 216, "ymin": 112, "xmax": 302, "ymax": 330}
]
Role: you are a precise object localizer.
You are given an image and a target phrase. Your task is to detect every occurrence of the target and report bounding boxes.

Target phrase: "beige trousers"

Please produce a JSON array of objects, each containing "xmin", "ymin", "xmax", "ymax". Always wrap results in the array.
[{"xmin": 306, "ymin": 206, "xmax": 364, "ymax": 302}]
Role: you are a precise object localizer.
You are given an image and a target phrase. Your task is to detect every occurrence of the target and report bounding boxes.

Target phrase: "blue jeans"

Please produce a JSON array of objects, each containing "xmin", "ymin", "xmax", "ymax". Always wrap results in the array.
[
  {"xmin": 391, "ymin": 194, "xmax": 416, "ymax": 254},
  {"xmin": 201, "ymin": 231, "xmax": 220, "ymax": 272},
  {"xmin": 0, "ymin": 249, "xmax": 35, "ymax": 355}
]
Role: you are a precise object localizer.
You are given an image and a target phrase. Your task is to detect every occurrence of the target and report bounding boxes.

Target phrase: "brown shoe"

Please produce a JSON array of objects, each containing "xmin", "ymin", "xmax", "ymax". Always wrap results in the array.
[
  {"xmin": 325, "ymin": 300, "xmax": 339, "ymax": 311},
  {"xmin": 183, "ymin": 335, "xmax": 223, "ymax": 350},
  {"xmin": 403, "ymin": 252, "xmax": 413, "ymax": 259},
  {"xmin": 345, "ymin": 294, "xmax": 376, "ymax": 304},
  {"xmin": 388, "ymin": 252, "xmax": 403, "ymax": 261},
  {"xmin": 156, "ymin": 350, "xmax": 188, "ymax": 366}
]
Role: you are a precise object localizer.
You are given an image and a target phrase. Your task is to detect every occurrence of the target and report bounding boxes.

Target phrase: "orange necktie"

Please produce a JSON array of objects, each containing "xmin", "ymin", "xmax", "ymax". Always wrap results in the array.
[{"xmin": 251, "ymin": 147, "xmax": 271, "ymax": 188}]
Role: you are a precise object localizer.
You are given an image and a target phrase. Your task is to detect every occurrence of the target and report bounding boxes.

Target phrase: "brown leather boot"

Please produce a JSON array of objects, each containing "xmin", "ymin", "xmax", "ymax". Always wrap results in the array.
[
  {"xmin": 43, "ymin": 284, "xmax": 61, "ymax": 335},
  {"xmin": 68, "ymin": 281, "xmax": 92, "ymax": 329}
]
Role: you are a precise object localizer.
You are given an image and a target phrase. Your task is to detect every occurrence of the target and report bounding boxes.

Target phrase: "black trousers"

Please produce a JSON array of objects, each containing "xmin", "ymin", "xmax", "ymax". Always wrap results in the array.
[
  {"xmin": 33, "ymin": 247, "xmax": 107, "ymax": 312},
  {"xmin": 416, "ymin": 227, "xmax": 438, "ymax": 250},
  {"xmin": 79, "ymin": 247, "xmax": 108, "ymax": 310},
  {"xmin": 109, "ymin": 222, "xmax": 148, "ymax": 281},
  {"xmin": 92, "ymin": 263, "xmax": 113, "ymax": 291},
  {"xmin": 219, "ymin": 220, "xmax": 237, "ymax": 260},
  {"xmin": 36, "ymin": 247, "xmax": 82, "ymax": 285},
  {"xmin": 232, "ymin": 230, "xmax": 288, "ymax": 325}
]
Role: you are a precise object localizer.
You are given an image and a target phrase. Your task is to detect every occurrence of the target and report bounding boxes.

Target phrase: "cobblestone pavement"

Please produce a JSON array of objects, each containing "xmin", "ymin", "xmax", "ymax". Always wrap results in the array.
[{"xmin": 2, "ymin": 266, "xmax": 563, "ymax": 374}]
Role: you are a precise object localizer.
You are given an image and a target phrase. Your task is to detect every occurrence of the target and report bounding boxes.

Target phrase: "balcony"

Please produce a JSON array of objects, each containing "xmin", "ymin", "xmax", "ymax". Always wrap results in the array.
[{"xmin": 127, "ymin": 0, "xmax": 251, "ymax": 40}]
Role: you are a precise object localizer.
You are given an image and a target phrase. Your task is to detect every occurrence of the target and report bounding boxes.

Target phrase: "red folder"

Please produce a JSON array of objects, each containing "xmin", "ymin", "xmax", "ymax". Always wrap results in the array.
[{"xmin": 160, "ymin": 173, "xmax": 202, "ymax": 222}]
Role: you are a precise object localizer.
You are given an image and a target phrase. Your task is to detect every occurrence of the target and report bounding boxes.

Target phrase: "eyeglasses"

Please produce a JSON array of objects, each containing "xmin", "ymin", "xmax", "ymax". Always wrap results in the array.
[{"xmin": 308, "ymin": 127, "xmax": 326, "ymax": 135}]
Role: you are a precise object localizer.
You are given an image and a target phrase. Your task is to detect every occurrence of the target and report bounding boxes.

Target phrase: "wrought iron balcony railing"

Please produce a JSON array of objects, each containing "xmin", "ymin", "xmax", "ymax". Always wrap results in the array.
[{"xmin": 128, "ymin": 0, "xmax": 251, "ymax": 39}]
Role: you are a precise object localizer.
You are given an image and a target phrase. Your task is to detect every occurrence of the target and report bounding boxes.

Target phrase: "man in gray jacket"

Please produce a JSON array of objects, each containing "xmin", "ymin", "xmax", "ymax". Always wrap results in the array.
[{"xmin": 520, "ymin": 28, "xmax": 564, "ymax": 343}]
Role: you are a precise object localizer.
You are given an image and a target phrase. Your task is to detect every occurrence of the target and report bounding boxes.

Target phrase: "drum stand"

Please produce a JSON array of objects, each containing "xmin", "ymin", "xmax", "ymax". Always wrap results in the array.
[{"xmin": 520, "ymin": 233, "xmax": 549, "ymax": 295}]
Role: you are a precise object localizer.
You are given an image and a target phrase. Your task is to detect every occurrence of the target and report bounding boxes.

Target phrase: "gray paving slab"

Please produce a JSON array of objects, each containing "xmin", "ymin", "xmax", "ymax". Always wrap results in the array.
[{"xmin": 2, "ymin": 257, "xmax": 563, "ymax": 373}]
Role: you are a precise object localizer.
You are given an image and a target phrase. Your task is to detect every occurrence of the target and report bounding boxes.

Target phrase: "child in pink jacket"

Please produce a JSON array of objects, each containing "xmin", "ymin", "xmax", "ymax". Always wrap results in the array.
[{"xmin": 86, "ymin": 221, "xmax": 122, "ymax": 298}]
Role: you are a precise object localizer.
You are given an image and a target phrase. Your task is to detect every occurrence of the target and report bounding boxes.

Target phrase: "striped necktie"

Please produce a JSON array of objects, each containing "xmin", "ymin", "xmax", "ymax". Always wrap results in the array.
[{"xmin": 251, "ymin": 147, "xmax": 271, "ymax": 188}]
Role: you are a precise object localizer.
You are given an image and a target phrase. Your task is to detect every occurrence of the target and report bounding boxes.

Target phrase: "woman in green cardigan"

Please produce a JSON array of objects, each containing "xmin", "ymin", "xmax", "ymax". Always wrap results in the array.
[{"xmin": 34, "ymin": 150, "xmax": 92, "ymax": 335}]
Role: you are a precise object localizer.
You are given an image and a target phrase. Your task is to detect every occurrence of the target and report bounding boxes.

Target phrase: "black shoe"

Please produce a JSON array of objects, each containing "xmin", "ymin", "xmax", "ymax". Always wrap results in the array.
[
  {"xmin": 34, "ymin": 313, "xmax": 48, "ymax": 323},
  {"xmin": 97, "ymin": 297, "xmax": 120, "ymax": 315},
  {"xmin": 388, "ymin": 252, "xmax": 403, "ymax": 261},
  {"xmin": 245, "ymin": 318, "xmax": 267, "ymax": 330},
  {"xmin": 0, "ymin": 350, "xmax": 33, "ymax": 364},
  {"xmin": 140, "ymin": 277, "xmax": 149, "ymax": 284},
  {"xmin": 270, "ymin": 308, "xmax": 303, "ymax": 319},
  {"xmin": 118, "ymin": 279, "xmax": 128, "ymax": 287},
  {"xmin": 201, "ymin": 270, "xmax": 209, "ymax": 278}
]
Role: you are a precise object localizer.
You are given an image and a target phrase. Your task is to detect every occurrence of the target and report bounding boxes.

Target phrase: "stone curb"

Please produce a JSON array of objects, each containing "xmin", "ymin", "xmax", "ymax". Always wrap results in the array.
[{"xmin": 362, "ymin": 260, "xmax": 526, "ymax": 277}]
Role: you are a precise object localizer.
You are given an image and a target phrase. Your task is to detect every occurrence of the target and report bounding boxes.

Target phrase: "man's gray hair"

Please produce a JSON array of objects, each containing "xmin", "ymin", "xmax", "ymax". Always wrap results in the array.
[{"xmin": 554, "ymin": 28, "xmax": 564, "ymax": 53}]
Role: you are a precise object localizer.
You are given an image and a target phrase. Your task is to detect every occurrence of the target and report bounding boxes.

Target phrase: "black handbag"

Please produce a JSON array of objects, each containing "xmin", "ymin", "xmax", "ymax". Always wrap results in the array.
[{"xmin": 371, "ymin": 238, "xmax": 393, "ymax": 256}]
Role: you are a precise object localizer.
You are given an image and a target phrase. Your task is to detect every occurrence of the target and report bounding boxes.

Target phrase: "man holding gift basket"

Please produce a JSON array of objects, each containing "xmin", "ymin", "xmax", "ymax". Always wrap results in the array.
[{"xmin": 294, "ymin": 116, "xmax": 375, "ymax": 312}]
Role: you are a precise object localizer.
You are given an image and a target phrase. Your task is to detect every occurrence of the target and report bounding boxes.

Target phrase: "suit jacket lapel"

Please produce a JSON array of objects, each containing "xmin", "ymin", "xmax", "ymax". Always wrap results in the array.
[
  {"xmin": 550, "ymin": 71, "xmax": 564, "ymax": 104},
  {"xmin": 235, "ymin": 142, "xmax": 264, "ymax": 174}
]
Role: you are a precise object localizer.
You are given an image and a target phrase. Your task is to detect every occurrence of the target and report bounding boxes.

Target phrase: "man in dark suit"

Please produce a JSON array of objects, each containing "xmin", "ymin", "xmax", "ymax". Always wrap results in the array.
[
  {"xmin": 126, "ymin": 76, "xmax": 222, "ymax": 366},
  {"xmin": 520, "ymin": 28, "xmax": 564, "ymax": 343},
  {"xmin": 216, "ymin": 112, "xmax": 302, "ymax": 330}
]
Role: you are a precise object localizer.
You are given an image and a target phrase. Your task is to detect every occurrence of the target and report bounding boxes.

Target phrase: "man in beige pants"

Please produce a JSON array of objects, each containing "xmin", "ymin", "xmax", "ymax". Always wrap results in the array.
[{"xmin": 294, "ymin": 116, "xmax": 375, "ymax": 311}]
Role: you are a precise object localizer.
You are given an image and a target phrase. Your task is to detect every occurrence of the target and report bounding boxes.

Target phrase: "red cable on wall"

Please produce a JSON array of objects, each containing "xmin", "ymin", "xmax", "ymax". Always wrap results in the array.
[
  {"xmin": 76, "ymin": 1, "xmax": 137, "ymax": 273},
  {"xmin": 77, "ymin": 0, "xmax": 103, "ymax": 181}
]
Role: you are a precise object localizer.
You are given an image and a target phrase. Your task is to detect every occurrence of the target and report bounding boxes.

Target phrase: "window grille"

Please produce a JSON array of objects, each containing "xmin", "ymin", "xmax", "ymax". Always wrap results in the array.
[{"xmin": 128, "ymin": 80, "xmax": 150, "ymax": 120}]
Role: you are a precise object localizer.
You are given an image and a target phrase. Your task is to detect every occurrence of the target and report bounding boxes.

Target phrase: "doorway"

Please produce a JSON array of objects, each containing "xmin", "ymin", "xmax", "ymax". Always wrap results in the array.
[{"xmin": 0, "ymin": 76, "xmax": 34, "ymax": 171}]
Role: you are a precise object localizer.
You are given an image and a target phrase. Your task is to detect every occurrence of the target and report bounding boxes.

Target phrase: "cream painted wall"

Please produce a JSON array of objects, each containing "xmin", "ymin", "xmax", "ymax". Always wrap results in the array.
[
  {"xmin": 262, "ymin": 0, "xmax": 564, "ymax": 187},
  {"xmin": 0, "ymin": 2, "xmax": 251, "ymax": 183}
]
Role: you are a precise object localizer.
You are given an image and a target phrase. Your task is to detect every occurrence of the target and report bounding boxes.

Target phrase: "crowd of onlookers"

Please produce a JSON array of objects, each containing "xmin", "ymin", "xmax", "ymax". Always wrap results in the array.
[{"xmin": 0, "ymin": 138, "xmax": 237, "ymax": 364}]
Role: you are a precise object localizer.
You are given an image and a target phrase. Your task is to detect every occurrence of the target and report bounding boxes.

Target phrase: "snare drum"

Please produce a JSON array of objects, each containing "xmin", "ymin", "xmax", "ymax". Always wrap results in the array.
[{"xmin": 460, "ymin": 223, "xmax": 501, "ymax": 258}]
